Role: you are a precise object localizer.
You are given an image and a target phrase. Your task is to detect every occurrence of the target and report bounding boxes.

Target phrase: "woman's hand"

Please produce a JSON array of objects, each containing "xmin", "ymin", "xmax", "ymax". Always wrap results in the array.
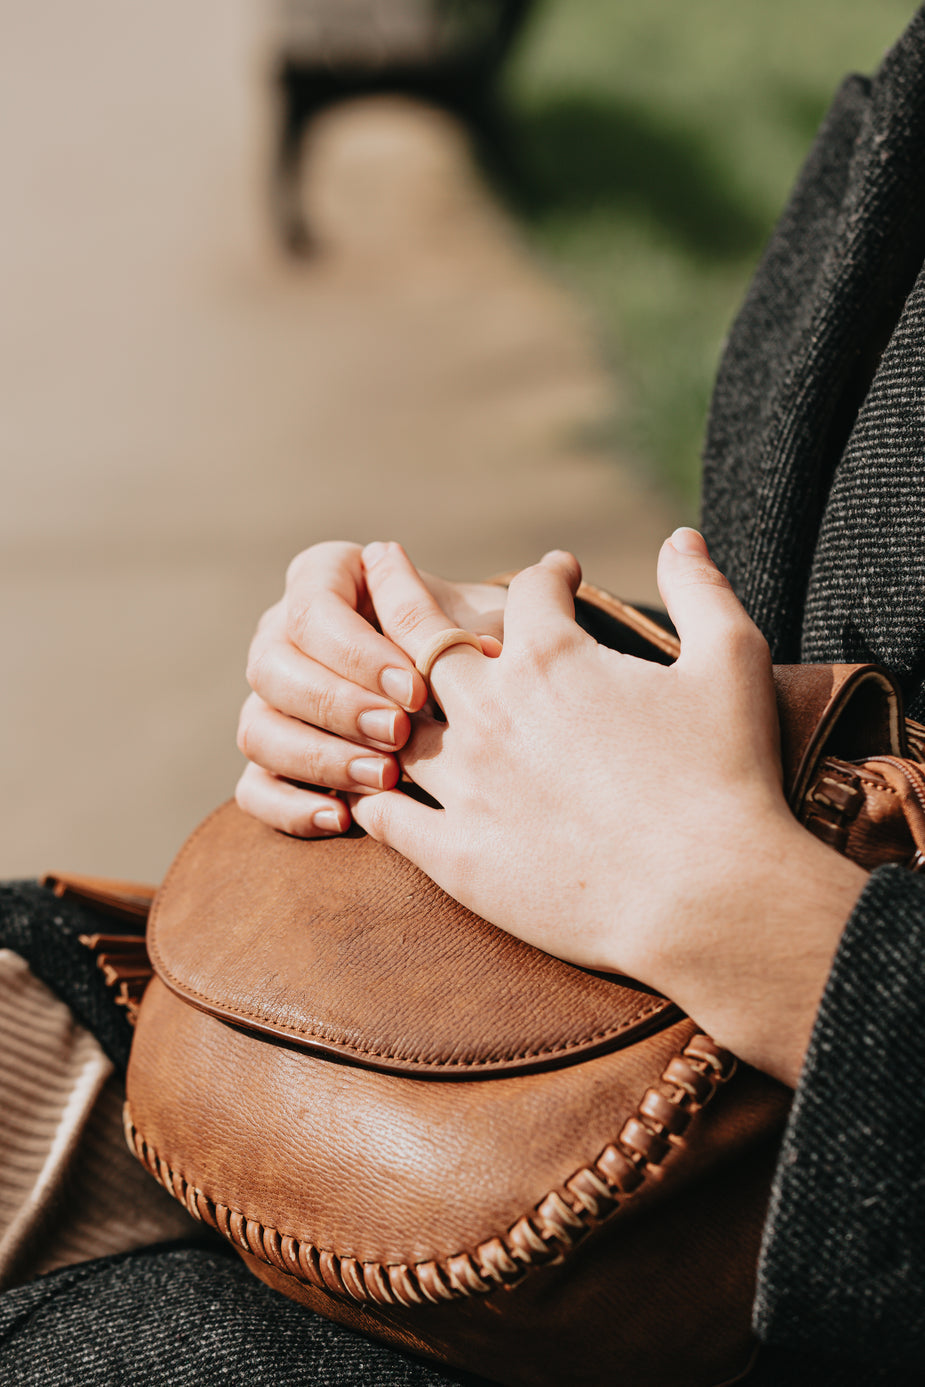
[
  {"xmin": 235, "ymin": 541, "xmax": 505, "ymax": 837},
  {"xmin": 351, "ymin": 534, "xmax": 868, "ymax": 1086}
]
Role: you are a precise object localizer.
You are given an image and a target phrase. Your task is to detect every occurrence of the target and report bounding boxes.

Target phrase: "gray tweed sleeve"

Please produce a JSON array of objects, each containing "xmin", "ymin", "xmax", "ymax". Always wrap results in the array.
[{"xmin": 753, "ymin": 864, "xmax": 925, "ymax": 1366}]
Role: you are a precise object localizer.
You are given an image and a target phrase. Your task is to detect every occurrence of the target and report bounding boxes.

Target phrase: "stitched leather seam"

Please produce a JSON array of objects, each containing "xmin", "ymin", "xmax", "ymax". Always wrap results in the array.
[
  {"xmin": 148, "ymin": 803, "xmax": 669, "ymax": 1069},
  {"xmin": 154, "ymin": 977, "xmax": 668, "ymax": 1068},
  {"xmin": 124, "ymin": 1031, "xmax": 735, "ymax": 1305}
]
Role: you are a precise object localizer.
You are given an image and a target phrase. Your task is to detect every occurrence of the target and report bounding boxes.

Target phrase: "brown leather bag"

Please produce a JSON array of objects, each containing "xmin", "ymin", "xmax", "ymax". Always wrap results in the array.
[{"xmin": 53, "ymin": 584, "xmax": 925, "ymax": 1387}]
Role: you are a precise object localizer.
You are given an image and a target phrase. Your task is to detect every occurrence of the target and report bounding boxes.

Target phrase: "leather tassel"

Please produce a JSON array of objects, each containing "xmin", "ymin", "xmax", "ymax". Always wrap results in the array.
[
  {"xmin": 42, "ymin": 869, "xmax": 157, "ymax": 1025},
  {"xmin": 41, "ymin": 871, "xmax": 156, "ymax": 926},
  {"xmin": 77, "ymin": 932, "xmax": 154, "ymax": 1025}
]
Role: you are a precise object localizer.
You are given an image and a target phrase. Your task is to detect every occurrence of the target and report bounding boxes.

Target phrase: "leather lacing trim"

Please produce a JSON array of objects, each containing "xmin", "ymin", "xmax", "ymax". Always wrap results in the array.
[
  {"xmin": 79, "ymin": 933, "xmax": 154, "ymax": 1025},
  {"xmin": 124, "ymin": 1032, "xmax": 734, "ymax": 1305}
]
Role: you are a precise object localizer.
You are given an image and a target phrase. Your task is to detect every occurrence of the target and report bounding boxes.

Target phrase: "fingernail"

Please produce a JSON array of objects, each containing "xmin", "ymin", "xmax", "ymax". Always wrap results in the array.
[
  {"xmin": 357, "ymin": 708, "xmax": 399, "ymax": 745},
  {"xmin": 670, "ymin": 527, "xmax": 709, "ymax": 558},
  {"xmin": 349, "ymin": 756, "xmax": 389, "ymax": 789},
  {"xmin": 362, "ymin": 541, "xmax": 388, "ymax": 566},
  {"xmin": 380, "ymin": 666, "xmax": 415, "ymax": 706},
  {"xmin": 313, "ymin": 807, "xmax": 344, "ymax": 833}
]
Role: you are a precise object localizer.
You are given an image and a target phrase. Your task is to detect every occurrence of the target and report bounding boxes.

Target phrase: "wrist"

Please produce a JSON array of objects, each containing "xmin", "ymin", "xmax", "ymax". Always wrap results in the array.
[{"xmin": 647, "ymin": 814, "xmax": 868, "ymax": 1087}]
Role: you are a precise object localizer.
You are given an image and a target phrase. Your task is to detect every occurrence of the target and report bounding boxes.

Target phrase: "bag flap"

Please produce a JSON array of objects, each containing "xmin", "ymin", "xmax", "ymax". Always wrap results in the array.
[
  {"xmin": 148, "ymin": 801, "xmax": 678, "ymax": 1079},
  {"xmin": 773, "ymin": 663, "xmax": 905, "ymax": 808}
]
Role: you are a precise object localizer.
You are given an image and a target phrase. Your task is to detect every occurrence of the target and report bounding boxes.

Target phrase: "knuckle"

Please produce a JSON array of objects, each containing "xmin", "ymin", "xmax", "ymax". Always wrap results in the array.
[
  {"xmin": 719, "ymin": 609, "xmax": 762, "ymax": 651},
  {"xmin": 506, "ymin": 567, "xmax": 535, "ymax": 598},
  {"xmin": 236, "ymin": 716, "xmax": 252, "ymax": 761},
  {"xmin": 676, "ymin": 562, "xmax": 733, "ymax": 592},
  {"xmin": 286, "ymin": 541, "xmax": 360, "ymax": 588},
  {"xmin": 244, "ymin": 640, "xmax": 270, "ymax": 694},
  {"xmin": 287, "ymin": 590, "xmax": 355, "ymax": 670},
  {"xmin": 285, "ymin": 593, "xmax": 318, "ymax": 652},
  {"xmin": 282, "ymin": 799, "xmax": 322, "ymax": 839},
  {"xmin": 285, "ymin": 548, "xmax": 314, "ymax": 586},
  {"xmin": 507, "ymin": 641, "xmax": 551, "ymax": 681},
  {"xmin": 294, "ymin": 742, "xmax": 324, "ymax": 785},
  {"xmin": 234, "ymin": 768, "xmax": 257, "ymax": 815},
  {"xmin": 443, "ymin": 837, "xmax": 474, "ymax": 900},
  {"xmin": 330, "ymin": 636, "xmax": 371, "ymax": 687},
  {"xmin": 236, "ymin": 698, "xmax": 263, "ymax": 761},
  {"xmin": 284, "ymin": 543, "xmax": 325, "ymax": 587},
  {"xmin": 716, "ymin": 620, "xmax": 769, "ymax": 673},
  {"xmin": 256, "ymin": 600, "xmax": 285, "ymax": 638},
  {"xmin": 360, "ymin": 796, "xmax": 387, "ymax": 840},
  {"xmin": 385, "ymin": 596, "xmax": 431, "ymax": 642},
  {"xmin": 461, "ymin": 691, "xmax": 510, "ymax": 744},
  {"xmin": 311, "ymin": 677, "xmax": 340, "ymax": 732}
]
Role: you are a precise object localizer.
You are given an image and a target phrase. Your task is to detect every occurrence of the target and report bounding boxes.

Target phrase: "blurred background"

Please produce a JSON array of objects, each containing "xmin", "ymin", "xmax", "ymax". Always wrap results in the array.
[{"xmin": 0, "ymin": 0, "xmax": 914, "ymax": 881}]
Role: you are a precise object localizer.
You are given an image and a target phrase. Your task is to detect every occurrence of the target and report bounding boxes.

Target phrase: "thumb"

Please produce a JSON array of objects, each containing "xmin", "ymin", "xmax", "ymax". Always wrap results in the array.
[{"xmin": 657, "ymin": 528, "xmax": 765, "ymax": 672}]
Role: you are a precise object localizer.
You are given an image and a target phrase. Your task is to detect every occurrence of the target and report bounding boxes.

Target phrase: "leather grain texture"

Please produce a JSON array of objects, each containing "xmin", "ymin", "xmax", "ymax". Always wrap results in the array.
[
  {"xmin": 773, "ymin": 663, "xmax": 904, "ymax": 806},
  {"xmin": 122, "ymin": 585, "xmax": 925, "ymax": 1387},
  {"xmin": 148, "ymin": 803, "xmax": 677, "ymax": 1077},
  {"xmin": 128, "ymin": 980, "xmax": 775, "ymax": 1262}
]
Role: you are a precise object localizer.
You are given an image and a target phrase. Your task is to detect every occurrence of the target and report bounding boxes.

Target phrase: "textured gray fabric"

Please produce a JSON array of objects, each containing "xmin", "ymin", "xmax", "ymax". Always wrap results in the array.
[
  {"xmin": 0, "ymin": 881, "xmax": 138, "ymax": 1072},
  {"xmin": 0, "ymin": 1242, "xmax": 486, "ymax": 1386},
  {"xmin": 701, "ymin": 3, "xmax": 925, "ymax": 1374},
  {"xmin": 754, "ymin": 868, "xmax": 925, "ymax": 1366},
  {"xmin": 703, "ymin": 5, "xmax": 925, "ymax": 665},
  {"xmin": 0, "ymin": 892, "xmax": 484, "ymax": 1385},
  {"xmin": 802, "ymin": 261, "xmax": 925, "ymax": 714}
]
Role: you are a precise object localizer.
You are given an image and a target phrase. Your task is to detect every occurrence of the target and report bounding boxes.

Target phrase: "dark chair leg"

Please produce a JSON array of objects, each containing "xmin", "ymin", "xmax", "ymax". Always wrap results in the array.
[{"xmin": 270, "ymin": 78, "xmax": 326, "ymax": 256}]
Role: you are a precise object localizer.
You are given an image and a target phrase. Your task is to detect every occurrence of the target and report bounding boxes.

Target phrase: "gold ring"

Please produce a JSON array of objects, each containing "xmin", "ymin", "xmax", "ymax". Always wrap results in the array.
[{"xmin": 414, "ymin": 628, "xmax": 483, "ymax": 684}]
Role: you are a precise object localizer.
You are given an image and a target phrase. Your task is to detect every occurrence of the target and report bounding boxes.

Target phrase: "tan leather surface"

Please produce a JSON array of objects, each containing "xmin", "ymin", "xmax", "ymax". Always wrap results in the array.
[
  {"xmin": 124, "ymin": 587, "xmax": 925, "ymax": 1387},
  {"xmin": 128, "ymin": 978, "xmax": 785, "ymax": 1264},
  {"xmin": 803, "ymin": 753, "xmax": 925, "ymax": 868},
  {"xmin": 40, "ymin": 872, "xmax": 156, "ymax": 926},
  {"xmin": 148, "ymin": 803, "xmax": 677, "ymax": 1077},
  {"xmin": 238, "ymin": 1126, "xmax": 777, "ymax": 1387},
  {"xmin": 128, "ymin": 973, "xmax": 786, "ymax": 1385},
  {"xmin": 773, "ymin": 663, "xmax": 904, "ymax": 807}
]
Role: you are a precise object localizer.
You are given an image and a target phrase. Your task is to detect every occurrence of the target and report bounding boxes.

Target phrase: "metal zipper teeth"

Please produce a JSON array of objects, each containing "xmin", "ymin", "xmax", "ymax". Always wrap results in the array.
[{"xmin": 859, "ymin": 757, "xmax": 925, "ymax": 869}]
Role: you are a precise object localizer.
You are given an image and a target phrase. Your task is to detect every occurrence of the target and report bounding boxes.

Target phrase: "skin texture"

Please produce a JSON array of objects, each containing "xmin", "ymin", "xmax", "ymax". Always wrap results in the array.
[
  {"xmin": 236, "ymin": 541, "xmax": 504, "ymax": 836},
  {"xmin": 236, "ymin": 534, "xmax": 867, "ymax": 1086}
]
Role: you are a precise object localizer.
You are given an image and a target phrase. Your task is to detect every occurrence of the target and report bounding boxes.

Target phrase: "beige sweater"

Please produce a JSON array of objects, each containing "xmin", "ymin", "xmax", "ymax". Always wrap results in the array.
[{"xmin": 0, "ymin": 949, "xmax": 203, "ymax": 1290}]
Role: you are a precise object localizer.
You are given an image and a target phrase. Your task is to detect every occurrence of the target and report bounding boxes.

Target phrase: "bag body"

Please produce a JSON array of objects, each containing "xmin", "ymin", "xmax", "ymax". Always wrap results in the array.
[
  {"xmin": 59, "ymin": 585, "xmax": 925, "ymax": 1387},
  {"xmin": 125, "ymin": 801, "xmax": 786, "ymax": 1387}
]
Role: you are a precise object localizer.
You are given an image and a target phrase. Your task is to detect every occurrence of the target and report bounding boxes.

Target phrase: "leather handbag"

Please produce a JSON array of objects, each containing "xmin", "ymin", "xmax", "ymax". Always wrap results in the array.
[{"xmin": 51, "ymin": 582, "xmax": 925, "ymax": 1387}]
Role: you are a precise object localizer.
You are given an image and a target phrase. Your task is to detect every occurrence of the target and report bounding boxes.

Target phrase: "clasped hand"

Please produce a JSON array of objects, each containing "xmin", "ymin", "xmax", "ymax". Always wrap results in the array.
[{"xmin": 237, "ymin": 533, "xmax": 867, "ymax": 1086}]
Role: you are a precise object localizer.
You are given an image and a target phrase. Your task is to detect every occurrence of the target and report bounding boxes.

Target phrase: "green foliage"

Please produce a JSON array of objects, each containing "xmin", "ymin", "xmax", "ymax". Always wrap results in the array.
[{"xmin": 504, "ymin": 0, "xmax": 916, "ymax": 505}]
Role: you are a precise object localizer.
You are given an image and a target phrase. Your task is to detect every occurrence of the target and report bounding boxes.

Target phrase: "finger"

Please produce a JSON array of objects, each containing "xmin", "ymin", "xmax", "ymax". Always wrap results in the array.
[
  {"xmin": 237, "ymin": 693, "xmax": 400, "ymax": 794},
  {"xmin": 423, "ymin": 574, "xmax": 507, "ymax": 642},
  {"xmin": 235, "ymin": 763, "xmax": 350, "ymax": 838},
  {"xmin": 349, "ymin": 787, "xmax": 447, "ymax": 883},
  {"xmin": 395, "ymin": 711, "xmax": 450, "ymax": 801},
  {"xmin": 656, "ymin": 529, "xmax": 770, "ymax": 675},
  {"xmin": 362, "ymin": 541, "xmax": 485, "ymax": 705},
  {"xmin": 500, "ymin": 550, "xmax": 583, "ymax": 658},
  {"xmin": 247, "ymin": 632, "xmax": 410, "ymax": 751},
  {"xmin": 285, "ymin": 542, "xmax": 428, "ymax": 712}
]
